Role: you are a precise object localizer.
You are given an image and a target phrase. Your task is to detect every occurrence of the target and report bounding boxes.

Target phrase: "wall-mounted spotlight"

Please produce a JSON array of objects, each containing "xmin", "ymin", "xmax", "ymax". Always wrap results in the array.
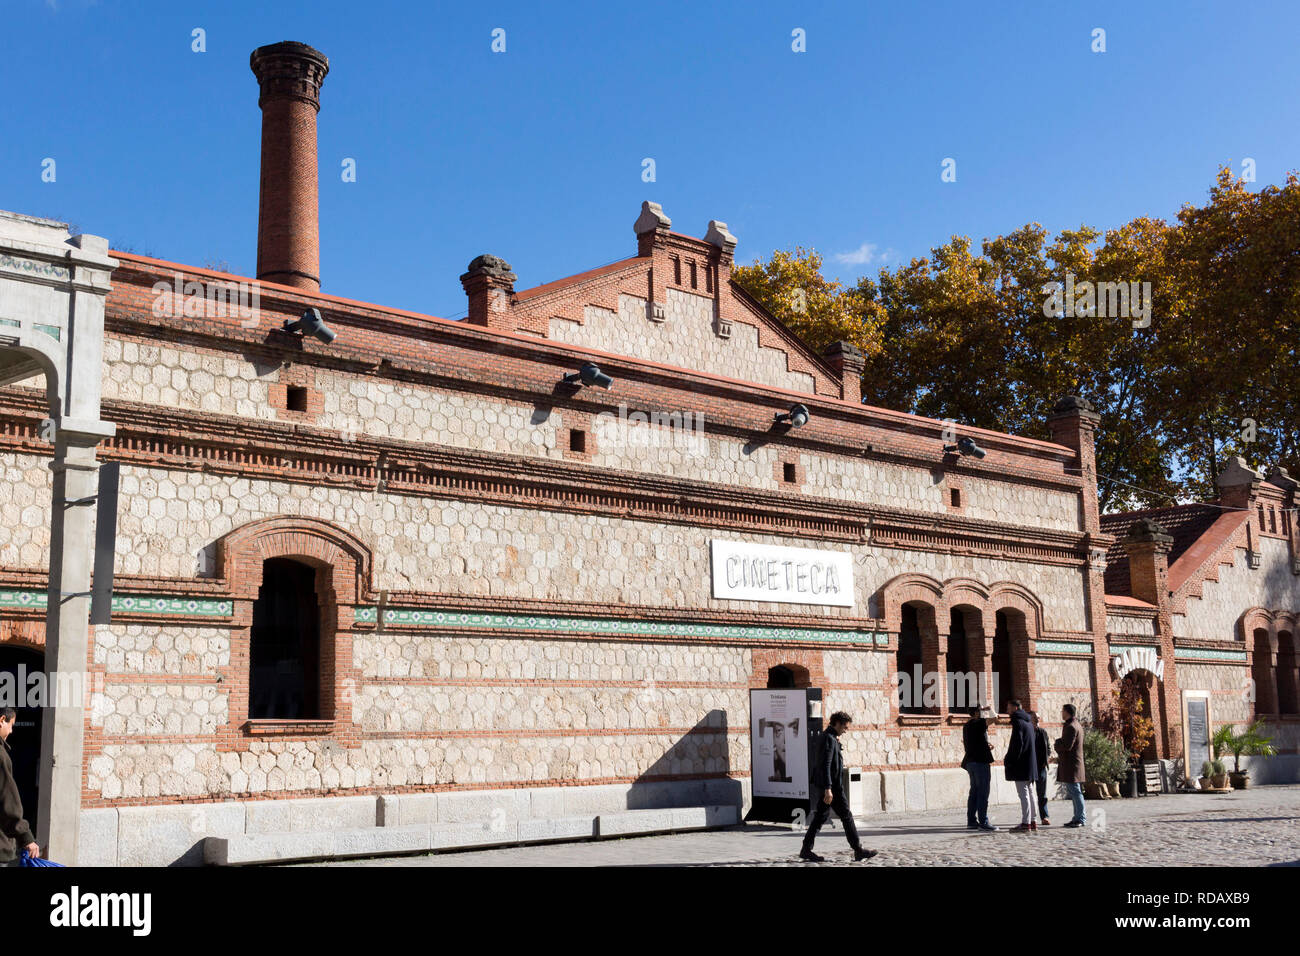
[
  {"xmin": 282, "ymin": 307, "xmax": 337, "ymax": 344},
  {"xmin": 944, "ymin": 436, "xmax": 987, "ymax": 459},
  {"xmin": 561, "ymin": 362, "xmax": 613, "ymax": 389},
  {"xmin": 774, "ymin": 403, "xmax": 810, "ymax": 428}
]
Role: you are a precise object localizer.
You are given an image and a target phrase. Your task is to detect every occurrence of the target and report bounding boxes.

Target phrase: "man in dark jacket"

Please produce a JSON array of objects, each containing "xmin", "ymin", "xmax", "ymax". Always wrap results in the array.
[
  {"xmin": 1054, "ymin": 703, "xmax": 1087, "ymax": 827},
  {"xmin": 1031, "ymin": 711, "xmax": 1051, "ymax": 826},
  {"xmin": 961, "ymin": 706, "xmax": 997, "ymax": 831},
  {"xmin": 0, "ymin": 707, "xmax": 40, "ymax": 865},
  {"xmin": 1003, "ymin": 700, "xmax": 1039, "ymax": 831},
  {"xmin": 798, "ymin": 711, "xmax": 877, "ymax": 862}
]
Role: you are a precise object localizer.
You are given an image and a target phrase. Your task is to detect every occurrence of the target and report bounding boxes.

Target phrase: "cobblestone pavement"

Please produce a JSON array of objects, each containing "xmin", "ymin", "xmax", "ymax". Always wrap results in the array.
[{"xmin": 300, "ymin": 784, "xmax": 1300, "ymax": 867}]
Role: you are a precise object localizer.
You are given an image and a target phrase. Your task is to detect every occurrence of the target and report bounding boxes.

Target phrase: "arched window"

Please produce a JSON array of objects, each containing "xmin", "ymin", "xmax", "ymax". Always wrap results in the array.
[
  {"xmin": 946, "ymin": 608, "xmax": 975, "ymax": 715},
  {"xmin": 991, "ymin": 611, "xmax": 1015, "ymax": 714},
  {"xmin": 1277, "ymin": 631, "xmax": 1298, "ymax": 716},
  {"xmin": 1252, "ymin": 628, "xmax": 1277, "ymax": 716},
  {"xmin": 249, "ymin": 558, "xmax": 322, "ymax": 719}
]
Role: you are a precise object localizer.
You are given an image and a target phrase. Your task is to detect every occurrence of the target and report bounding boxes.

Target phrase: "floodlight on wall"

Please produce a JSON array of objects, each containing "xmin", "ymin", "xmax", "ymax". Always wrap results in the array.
[
  {"xmin": 561, "ymin": 362, "xmax": 613, "ymax": 389},
  {"xmin": 944, "ymin": 436, "xmax": 987, "ymax": 459},
  {"xmin": 282, "ymin": 307, "xmax": 337, "ymax": 344},
  {"xmin": 774, "ymin": 403, "xmax": 810, "ymax": 428}
]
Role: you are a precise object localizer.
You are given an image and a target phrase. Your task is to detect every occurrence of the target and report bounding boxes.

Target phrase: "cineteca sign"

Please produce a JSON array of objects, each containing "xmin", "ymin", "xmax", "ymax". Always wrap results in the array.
[{"xmin": 710, "ymin": 539, "xmax": 854, "ymax": 607}]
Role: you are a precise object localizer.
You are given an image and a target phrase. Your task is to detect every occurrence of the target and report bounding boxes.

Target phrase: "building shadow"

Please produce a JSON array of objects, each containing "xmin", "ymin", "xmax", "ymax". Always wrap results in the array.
[{"xmin": 627, "ymin": 708, "xmax": 742, "ymax": 812}]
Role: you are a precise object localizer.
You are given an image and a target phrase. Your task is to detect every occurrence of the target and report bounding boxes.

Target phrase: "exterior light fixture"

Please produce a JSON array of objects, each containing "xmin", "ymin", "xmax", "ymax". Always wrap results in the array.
[
  {"xmin": 774, "ymin": 403, "xmax": 810, "ymax": 428},
  {"xmin": 561, "ymin": 362, "xmax": 613, "ymax": 389},
  {"xmin": 282, "ymin": 307, "xmax": 336, "ymax": 344},
  {"xmin": 944, "ymin": 436, "xmax": 987, "ymax": 459}
]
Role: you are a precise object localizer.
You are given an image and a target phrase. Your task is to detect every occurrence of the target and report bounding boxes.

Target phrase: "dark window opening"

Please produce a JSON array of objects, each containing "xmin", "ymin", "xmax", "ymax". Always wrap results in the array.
[
  {"xmin": 947, "ymin": 609, "xmax": 975, "ymax": 714},
  {"xmin": 783, "ymin": 462, "xmax": 796, "ymax": 483},
  {"xmin": 0, "ymin": 645, "xmax": 43, "ymax": 831},
  {"xmin": 1278, "ymin": 632, "xmax": 1298, "ymax": 715},
  {"xmin": 672, "ymin": 257, "xmax": 681, "ymax": 285},
  {"xmin": 1269, "ymin": 508, "xmax": 1278, "ymax": 534},
  {"xmin": 897, "ymin": 604, "xmax": 925, "ymax": 714},
  {"xmin": 286, "ymin": 386, "xmax": 308, "ymax": 412},
  {"xmin": 688, "ymin": 260, "xmax": 697, "ymax": 289},
  {"xmin": 991, "ymin": 611, "xmax": 1014, "ymax": 714},
  {"xmin": 249, "ymin": 558, "xmax": 321, "ymax": 719},
  {"xmin": 569, "ymin": 428, "xmax": 586, "ymax": 453},
  {"xmin": 950, "ymin": 488, "xmax": 962, "ymax": 508},
  {"xmin": 767, "ymin": 665, "xmax": 796, "ymax": 689}
]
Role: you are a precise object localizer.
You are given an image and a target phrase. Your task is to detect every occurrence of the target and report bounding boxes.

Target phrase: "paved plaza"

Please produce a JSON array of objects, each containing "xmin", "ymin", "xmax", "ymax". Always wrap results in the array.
[{"xmin": 299, "ymin": 783, "xmax": 1300, "ymax": 868}]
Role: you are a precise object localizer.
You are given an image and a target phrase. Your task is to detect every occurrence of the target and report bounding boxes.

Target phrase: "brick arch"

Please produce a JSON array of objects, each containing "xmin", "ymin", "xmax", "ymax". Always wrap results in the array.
[
  {"xmin": 1239, "ymin": 607, "xmax": 1299, "ymax": 645},
  {"xmin": 987, "ymin": 582, "xmax": 1044, "ymax": 638},
  {"xmin": 0, "ymin": 620, "xmax": 45, "ymax": 653},
  {"xmin": 217, "ymin": 515, "xmax": 372, "ymax": 605},
  {"xmin": 941, "ymin": 577, "xmax": 995, "ymax": 634},
  {"xmin": 880, "ymin": 573, "xmax": 944, "ymax": 631}
]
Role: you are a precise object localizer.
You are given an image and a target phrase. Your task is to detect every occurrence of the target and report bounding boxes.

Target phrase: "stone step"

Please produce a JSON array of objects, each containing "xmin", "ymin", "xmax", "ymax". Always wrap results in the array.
[{"xmin": 204, "ymin": 804, "xmax": 739, "ymax": 864}]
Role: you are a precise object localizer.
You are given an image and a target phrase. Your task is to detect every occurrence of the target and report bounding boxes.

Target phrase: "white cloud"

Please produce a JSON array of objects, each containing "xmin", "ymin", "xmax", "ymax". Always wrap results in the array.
[{"xmin": 833, "ymin": 242, "xmax": 892, "ymax": 267}]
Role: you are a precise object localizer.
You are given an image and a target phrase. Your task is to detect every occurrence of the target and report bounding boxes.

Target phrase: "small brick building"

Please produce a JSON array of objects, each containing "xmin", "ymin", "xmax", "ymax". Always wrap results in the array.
[{"xmin": 0, "ymin": 42, "xmax": 1296, "ymax": 865}]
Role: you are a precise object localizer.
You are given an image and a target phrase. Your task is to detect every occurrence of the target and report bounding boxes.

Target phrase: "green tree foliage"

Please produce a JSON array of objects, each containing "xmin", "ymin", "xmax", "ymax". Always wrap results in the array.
[{"xmin": 732, "ymin": 169, "xmax": 1299, "ymax": 510}]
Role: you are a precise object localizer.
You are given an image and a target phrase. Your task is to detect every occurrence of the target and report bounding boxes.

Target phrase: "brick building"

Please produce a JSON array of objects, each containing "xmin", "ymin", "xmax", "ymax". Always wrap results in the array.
[{"xmin": 0, "ymin": 41, "xmax": 1296, "ymax": 865}]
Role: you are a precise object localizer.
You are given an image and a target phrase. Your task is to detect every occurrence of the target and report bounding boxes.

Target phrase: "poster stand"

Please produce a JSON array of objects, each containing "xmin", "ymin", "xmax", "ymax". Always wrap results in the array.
[{"xmin": 746, "ymin": 687, "xmax": 825, "ymax": 824}]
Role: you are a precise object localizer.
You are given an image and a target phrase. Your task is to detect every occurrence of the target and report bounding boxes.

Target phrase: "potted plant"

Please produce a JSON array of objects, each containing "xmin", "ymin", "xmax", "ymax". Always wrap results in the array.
[
  {"xmin": 1083, "ymin": 729, "xmax": 1127, "ymax": 799},
  {"xmin": 1199, "ymin": 760, "xmax": 1214, "ymax": 790},
  {"xmin": 1210, "ymin": 758, "xmax": 1229, "ymax": 790},
  {"xmin": 1215, "ymin": 719, "xmax": 1277, "ymax": 789}
]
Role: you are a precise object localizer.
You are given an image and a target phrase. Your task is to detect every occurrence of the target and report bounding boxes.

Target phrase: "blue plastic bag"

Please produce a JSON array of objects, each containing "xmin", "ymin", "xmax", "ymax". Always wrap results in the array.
[{"xmin": 20, "ymin": 849, "xmax": 64, "ymax": 868}]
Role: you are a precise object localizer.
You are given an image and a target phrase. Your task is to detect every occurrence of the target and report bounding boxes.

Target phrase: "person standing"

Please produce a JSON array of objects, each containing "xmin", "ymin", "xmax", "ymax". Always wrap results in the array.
[
  {"xmin": 798, "ymin": 711, "xmax": 877, "ymax": 862},
  {"xmin": 1003, "ymin": 700, "xmax": 1039, "ymax": 832},
  {"xmin": 0, "ymin": 707, "xmax": 40, "ymax": 866},
  {"xmin": 1031, "ymin": 711, "xmax": 1051, "ymax": 826},
  {"xmin": 1054, "ymin": 703, "xmax": 1087, "ymax": 827},
  {"xmin": 961, "ymin": 706, "xmax": 998, "ymax": 831}
]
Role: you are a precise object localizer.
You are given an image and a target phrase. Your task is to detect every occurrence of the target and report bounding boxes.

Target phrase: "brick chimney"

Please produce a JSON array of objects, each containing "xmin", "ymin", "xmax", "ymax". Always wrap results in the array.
[
  {"xmin": 250, "ymin": 41, "xmax": 329, "ymax": 291},
  {"xmin": 459, "ymin": 255, "xmax": 517, "ymax": 330},
  {"xmin": 1123, "ymin": 517, "xmax": 1174, "ymax": 606}
]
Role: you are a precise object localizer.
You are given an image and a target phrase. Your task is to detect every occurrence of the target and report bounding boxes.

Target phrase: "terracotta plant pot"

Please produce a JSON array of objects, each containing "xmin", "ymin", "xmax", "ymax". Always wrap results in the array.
[
  {"xmin": 1107, "ymin": 781, "xmax": 1121, "ymax": 797},
  {"xmin": 1229, "ymin": 771, "xmax": 1250, "ymax": 790},
  {"xmin": 1211, "ymin": 774, "xmax": 1229, "ymax": 789},
  {"xmin": 1198, "ymin": 776, "xmax": 1212, "ymax": 790}
]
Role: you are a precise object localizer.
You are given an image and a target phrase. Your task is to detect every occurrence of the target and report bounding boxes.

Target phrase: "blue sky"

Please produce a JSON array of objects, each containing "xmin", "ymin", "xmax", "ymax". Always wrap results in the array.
[{"xmin": 3, "ymin": 0, "xmax": 1296, "ymax": 318}]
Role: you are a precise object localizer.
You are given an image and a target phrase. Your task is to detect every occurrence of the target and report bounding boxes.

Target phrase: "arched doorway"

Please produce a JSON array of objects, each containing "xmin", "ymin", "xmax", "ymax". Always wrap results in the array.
[
  {"xmin": 766, "ymin": 664, "xmax": 810, "ymax": 689},
  {"xmin": 897, "ymin": 604, "xmax": 926, "ymax": 714},
  {"xmin": 1123, "ymin": 670, "xmax": 1159, "ymax": 762},
  {"xmin": 0, "ymin": 644, "xmax": 44, "ymax": 830},
  {"xmin": 991, "ymin": 611, "xmax": 1015, "ymax": 713}
]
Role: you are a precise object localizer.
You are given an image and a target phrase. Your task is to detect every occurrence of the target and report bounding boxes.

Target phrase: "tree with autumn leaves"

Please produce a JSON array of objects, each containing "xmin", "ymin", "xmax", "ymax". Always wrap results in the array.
[{"xmin": 732, "ymin": 168, "xmax": 1299, "ymax": 511}]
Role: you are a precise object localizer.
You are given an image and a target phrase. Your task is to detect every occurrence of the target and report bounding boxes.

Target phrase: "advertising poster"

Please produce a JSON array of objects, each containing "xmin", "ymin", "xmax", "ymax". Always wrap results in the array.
[{"xmin": 750, "ymin": 689, "xmax": 809, "ymax": 800}]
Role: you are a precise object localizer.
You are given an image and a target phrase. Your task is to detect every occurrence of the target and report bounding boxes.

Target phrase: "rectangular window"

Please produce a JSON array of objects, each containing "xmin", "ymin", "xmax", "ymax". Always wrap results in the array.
[
  {"xmin": 286, "ymin": 386, "xmax": 308, "ymax": 412},
  {"xmin": 951, "ymin": 488, "xmax": 962, "ymax": 508},
  {"xmin": 783, "ymin": 462, "xmax": 796, "ymax": 483},
  {"xmin": 569, "ymin": 428, "xmax": 586, "ymax": 453}
]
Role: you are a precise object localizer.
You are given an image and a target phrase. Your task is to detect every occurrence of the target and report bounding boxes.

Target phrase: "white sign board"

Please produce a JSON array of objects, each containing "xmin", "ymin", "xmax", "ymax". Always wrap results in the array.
[
  {"xmin": 1111, "ymin": 646, "xmax": 1164, "ymax": 681},
  {"xmin": 751, "ymin": 689, "xmax": 809, "ymax": 800},
  {"xmin": 711, "ymin": 540, "xmax": 854, "ymax": 607}
]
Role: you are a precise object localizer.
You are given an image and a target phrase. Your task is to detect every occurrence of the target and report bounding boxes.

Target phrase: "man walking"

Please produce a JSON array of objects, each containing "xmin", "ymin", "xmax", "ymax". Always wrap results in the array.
[
  {"xmin": 1054, "ymin": 703, "xmax": 1087, "ymax": 827},
  {"xmin": 1031, "ymin": 711, "xmax": 1051, "ymax": 826},
  {"xmin": 0, "ymin": 707, "xmax": 40, "ymax": 866},
  {"xmin": 798, "ymin": 711, "xmax": 877, "ymax": 862},
  {"xmin": 961, "ymin": 706, "xmax": 997, "ymax": 831}
]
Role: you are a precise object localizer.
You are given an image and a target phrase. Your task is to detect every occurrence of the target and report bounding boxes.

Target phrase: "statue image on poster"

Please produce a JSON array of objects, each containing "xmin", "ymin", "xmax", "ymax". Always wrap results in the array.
[{"xmin": 750, "ymin": 689, "xmax": 809, "ymax": 799}]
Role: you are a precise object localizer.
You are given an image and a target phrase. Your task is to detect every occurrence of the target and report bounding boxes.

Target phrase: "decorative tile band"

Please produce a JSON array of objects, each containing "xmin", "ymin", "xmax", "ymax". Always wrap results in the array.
[
  {"xmin": 1036, "ymin": 640, "xmax": 1094, "ymax": 655},
  {"xmin": 1174, "ymin": 648, "xmax": 1248, "ymax": 663},
  {"xmin": 0, "ymin": 590, "xmax": 232, "ymax": 617},
  {"xmin": 1108, "ymin": 643, "xmax": 1161, "ymax": 657},
  {"xmin": 356, "ymin": 606, "xmax": 881, "ymax": 646},
  {"xmin": 0, "ymin": 253, "xmax": 70, "ymax": 281}
]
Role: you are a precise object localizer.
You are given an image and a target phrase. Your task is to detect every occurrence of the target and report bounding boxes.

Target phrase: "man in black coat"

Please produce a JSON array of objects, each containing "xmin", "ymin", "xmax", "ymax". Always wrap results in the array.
[
  {"xmin": 1003, "ymin": 700, "xmax": 1040, "ymax": 831},
  {"xmin": 961, "ymin": 706, "xmax": 997, "ymax": 831},
  {"xmin": 798, "ymin": 711, "xmax": 877, "ymax": 862},
  {"xmin": 0, "ymin": 707, "xmax": 40, "ymax": 866}
]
